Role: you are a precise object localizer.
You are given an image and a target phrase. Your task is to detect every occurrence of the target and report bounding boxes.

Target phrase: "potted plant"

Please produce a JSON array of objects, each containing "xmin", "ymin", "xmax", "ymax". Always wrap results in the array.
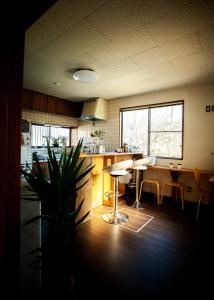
[
  {"xmin": 91, "ymin": 129, "xmax": 105, "ymax": 153},
  {"xmin": 51, "ymin": 136, "xmax": 60, "ymax": 147},
  {"xmin": 21, "ymin": 138, "xmax": 94, "ymax": 297}
]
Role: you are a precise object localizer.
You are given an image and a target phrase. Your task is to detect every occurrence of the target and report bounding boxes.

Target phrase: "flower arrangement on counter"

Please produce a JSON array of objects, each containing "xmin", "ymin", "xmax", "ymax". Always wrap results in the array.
[
  {"xmin": 51, "ymin": 137, "xmax": 60, "ymax": 147},
  {"xmin": 90, "ymin": 129, "xmax": 106, "ymax": 154},
  {"xmin": 90, "ymin": 129, "xmax": 105, "ymax": 143},
  {"xmin": 50, "ymin": 136, "xmax": 68, "ymax": 148}
]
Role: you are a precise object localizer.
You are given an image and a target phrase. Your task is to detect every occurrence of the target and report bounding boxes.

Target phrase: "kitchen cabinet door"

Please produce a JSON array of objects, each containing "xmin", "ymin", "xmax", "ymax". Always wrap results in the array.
[
  {"xmin": 55, "ymin": 98, "xmax": 83, "ymax": 117},
  {"xmin": 55, "ymin": 99, "xmax": 68, "ymax": 116},
  {"xmin": 22, "ymin": 89, "xmax": 34, "ymax": 110},
  {"xmin": 34, "ymin": 93, "xmax": 47, "ymax": 112},
  {"xmin": 55, "ymin": 98, "xmax": 64, "ymax": 115},
  {"xmin": 62, "ymin": 100, "xmax": 71, "ymax": 116},
  {"xmin": 47, "ymin": 96, "xmax": 57, "ymax": 114},
  {"xmin": 69, "ymin": 101, "xmax": 83, "ymax": 118}
]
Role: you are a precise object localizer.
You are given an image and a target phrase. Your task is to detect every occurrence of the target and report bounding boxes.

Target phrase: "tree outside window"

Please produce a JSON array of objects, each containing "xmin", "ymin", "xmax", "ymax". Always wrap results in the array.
[{"xmin": 121, "ymin": 101, "xmax": 183, "ymax": 159}]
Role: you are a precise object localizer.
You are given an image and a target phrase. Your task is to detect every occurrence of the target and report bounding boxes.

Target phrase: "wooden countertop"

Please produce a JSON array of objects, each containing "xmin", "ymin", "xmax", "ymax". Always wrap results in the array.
[
  {"xmin": 147, "ymin": 165, "xmax": 214, "ymax": 175},
  {"xmin": 32, "ymin": 152, "xmax": 141, "ymax": 161},
  {"xmin": 80, "ymin": 152, "xmax": 142, "ymax": 158}
]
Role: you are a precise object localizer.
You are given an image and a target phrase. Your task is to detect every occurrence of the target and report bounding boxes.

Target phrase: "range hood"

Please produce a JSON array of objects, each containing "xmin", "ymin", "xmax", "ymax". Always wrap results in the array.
[{"xmin": 81, "ymin": 98, "xmax": 107, "ymax": 121}]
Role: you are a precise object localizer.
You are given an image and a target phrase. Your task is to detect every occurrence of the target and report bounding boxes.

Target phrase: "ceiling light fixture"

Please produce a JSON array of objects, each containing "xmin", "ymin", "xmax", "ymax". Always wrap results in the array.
[{"xmin": 73, "ymin": 69, "xmax": 99, "ymax": 83}]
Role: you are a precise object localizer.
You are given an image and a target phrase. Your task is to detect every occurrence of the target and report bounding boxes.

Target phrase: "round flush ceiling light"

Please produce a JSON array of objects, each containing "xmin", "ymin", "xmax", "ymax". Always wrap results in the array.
[{"xmin": 73, "ymin": 69, "xmax": 99, "ymax": 83}]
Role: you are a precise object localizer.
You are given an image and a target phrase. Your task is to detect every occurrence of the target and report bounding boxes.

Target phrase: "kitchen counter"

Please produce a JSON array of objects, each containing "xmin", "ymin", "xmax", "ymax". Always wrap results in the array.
[
  {"xmin": 33, "ymin": 152, "xmax": 142, "ymax": 160},
  {"xmin": 80, "ymin": 152, "xmax": 142, "ymax": 157},
  {"xmin": 78, "ymin": 152, "xmax": 142, "ymax": 210},
  {"xmin": 33, "ymin": 151, "xmax": 142, "ymax": 223}
]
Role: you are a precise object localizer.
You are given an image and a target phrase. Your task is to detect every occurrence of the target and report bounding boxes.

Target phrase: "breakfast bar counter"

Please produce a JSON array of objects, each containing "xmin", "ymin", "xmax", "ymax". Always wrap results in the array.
[
  {"xmin": 76, "ymin": 152, "xmax": 142, "ymax": 223},
  {"xmin": 80, "ymin": 152, "xmax": 142, "ymax": 158}
]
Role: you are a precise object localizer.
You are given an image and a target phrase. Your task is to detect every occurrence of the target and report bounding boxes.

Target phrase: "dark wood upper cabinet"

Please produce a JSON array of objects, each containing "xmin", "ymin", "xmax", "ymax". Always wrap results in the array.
[
  {"xmin": 22, "ymin": 89, "xmax": 83, "ymax": 118},
  {"xmin": 22, "ymin": 89, "xmax": 34, "ymax": 110},
  {"xmin": 47, "ymin": 95, "xmax": 57, "ymax": 114},
  {"xmin": 69, "ymin": 101, "xmax": 83, "ymax": 118},
  {"xmin": 56, "ymin": 98, "xmax": 66, "ymax": 115},
  {"xmin": 63, "ymin": 100, "xmax": 72, "ymax": 117},
  {"xmin": 34, "ymin": 92, "xmax": 47, "ymax": 112}
]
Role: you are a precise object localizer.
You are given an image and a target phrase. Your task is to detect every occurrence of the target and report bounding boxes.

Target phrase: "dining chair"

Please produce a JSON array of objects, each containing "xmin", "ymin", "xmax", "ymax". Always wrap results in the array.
[
  {"xmin": 193, "ymin": 168, "xmax": 209, "ymax": 220},
  {"xmin": 161, "ymin": 181, "xmax": 184, "ymax": 210},
  {"xmin": 138, "ymin": 157, "xmax": 160, "ymax": 205},
  {"xmin": 139, "ymin": 178, "xmax": 160, "ymax": 204}
]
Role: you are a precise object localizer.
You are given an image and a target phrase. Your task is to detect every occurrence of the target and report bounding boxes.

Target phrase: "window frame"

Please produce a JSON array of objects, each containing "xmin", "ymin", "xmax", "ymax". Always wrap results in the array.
[
  {"xmin": 31, "ymin": 122, "xmax": 72, "ymax": 147},
  {"xmin": 120, "ymin": 100, "xmax": 184, "ymax": 160}
]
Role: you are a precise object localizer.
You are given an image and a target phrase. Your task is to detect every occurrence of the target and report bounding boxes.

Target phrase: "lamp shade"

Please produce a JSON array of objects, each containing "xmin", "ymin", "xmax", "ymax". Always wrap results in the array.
[{"xmin": 73, "ymin": 69, "xmax": 99, "ymax": 83}]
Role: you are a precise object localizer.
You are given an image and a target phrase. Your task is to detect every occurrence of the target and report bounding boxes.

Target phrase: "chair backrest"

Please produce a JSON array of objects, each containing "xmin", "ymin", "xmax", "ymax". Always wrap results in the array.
[
  {"xmin": 103, "ymin": 159, "xmax": 133, "ymax": 174},
  {"xmin": 193, "ymin": 167, "xmax": 202, "ymax": 193}
]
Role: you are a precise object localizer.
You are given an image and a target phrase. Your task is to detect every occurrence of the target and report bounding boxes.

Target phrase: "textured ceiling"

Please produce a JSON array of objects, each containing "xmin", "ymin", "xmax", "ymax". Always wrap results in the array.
[{"xmin": 24, "ymin": 0, "xmax": 214, "ymax": 102}]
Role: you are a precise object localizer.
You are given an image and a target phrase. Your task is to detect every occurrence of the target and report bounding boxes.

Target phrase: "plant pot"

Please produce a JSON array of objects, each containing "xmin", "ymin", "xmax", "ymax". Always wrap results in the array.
[{"xmin": 42, "ymin": 269, "xmax": 76, "ymax": 298}]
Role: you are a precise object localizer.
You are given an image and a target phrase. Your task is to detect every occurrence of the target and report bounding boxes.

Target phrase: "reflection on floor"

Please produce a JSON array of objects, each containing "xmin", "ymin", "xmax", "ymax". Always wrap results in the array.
[{"xmin": 92, "ymin": 203, "xmax": 154, "ymax": 232}]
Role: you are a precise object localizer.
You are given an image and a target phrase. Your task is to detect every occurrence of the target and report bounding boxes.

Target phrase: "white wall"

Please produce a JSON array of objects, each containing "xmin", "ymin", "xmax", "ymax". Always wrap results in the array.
[{"xmin": 78, "ymin": 81, "xmax": 214, "ymax": 201}]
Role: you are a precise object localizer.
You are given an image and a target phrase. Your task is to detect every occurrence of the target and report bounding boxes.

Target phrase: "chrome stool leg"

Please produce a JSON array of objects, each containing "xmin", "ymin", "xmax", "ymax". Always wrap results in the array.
[
  {"xmin": 132, "ymin": 169, "xmax": 143, "ymax": 209},
  {"xmin": 102, "ymin": 176, "xmax": 129, "ymax": 224}
]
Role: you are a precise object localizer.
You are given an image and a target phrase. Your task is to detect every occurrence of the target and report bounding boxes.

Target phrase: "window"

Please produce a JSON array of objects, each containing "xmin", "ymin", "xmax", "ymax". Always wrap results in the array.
[
  {"xmin": 121, "ymin": 100, "xmax": 183, "ymax": 159},
  {"xmin": 31, "ymin": 123, "xmax": 71, "ymax": 147}
]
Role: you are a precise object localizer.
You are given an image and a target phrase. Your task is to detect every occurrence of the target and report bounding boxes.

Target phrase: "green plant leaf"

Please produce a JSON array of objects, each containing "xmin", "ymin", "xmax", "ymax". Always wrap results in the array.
[
  {"xmin": 27, "ymin": 247, "xmax": 42, "ymax": 255},
  {"xmin": 76, "ymin": 178, "xmax": 91, "ymax": 192},
  {"xmin": 75, "ymin": 211, "xmax": 90, "ymax": 227},
  {"xmin": 24, "ymin": 214, "xmax": 52, "ymax": 225},
  {"xmin": 75, "ymin": 198, "xmax": 85, "ymax": 218},
  {"xmin": 21, "ymin": 137, "xmax": 94, "ymax": 276},
  {"xmin": 75, "ymin": 165, "xmax": 94, "ymax": 184}
]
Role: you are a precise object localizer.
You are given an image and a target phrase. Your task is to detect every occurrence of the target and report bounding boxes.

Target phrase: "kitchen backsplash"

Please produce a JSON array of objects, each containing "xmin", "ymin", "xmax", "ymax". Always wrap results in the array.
[
  {"xmin": 22, "ymin": 100, "xmax": 121, "ymax": 152},
  {"xmin": 22, "ymin": 111, "xmax": 78, "ymax": 149},
  {"xmin": 77, "ymin": 100, "xmax": 120, "ymax": 152},
  {"xmin": 22, "ymin": 111, "xmax": 78, "ymax": 127}
]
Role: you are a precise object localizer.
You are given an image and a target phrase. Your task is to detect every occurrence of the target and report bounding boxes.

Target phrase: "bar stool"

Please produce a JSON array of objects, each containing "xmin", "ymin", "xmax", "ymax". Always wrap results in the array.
[
  {"xmin": 161, "ymin": 181, "xmax": 184, "ymax": 209},
  {"xmin": 129, "ymin": 158, "xmax": 150, "ymax": 209},
  {"xmin": 102, "ymin": 159, "xmax": 133, "ymax": 224}
]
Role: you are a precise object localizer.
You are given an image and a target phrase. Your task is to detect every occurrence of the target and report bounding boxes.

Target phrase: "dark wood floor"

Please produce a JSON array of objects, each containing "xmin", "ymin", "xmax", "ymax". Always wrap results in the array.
[{"xmin": 71, "ymin": 194, "xmax": 214, "ymax": 299}]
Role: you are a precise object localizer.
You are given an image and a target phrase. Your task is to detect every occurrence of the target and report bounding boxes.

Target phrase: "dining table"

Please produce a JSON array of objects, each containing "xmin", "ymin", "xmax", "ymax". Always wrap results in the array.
[
  {"xmin": 123, "ymin": 164, "xmax": 214, "ymax": 207},
  {"xmin": 147, "ymin": 165, "xmax": 214, "ymax": 202}
]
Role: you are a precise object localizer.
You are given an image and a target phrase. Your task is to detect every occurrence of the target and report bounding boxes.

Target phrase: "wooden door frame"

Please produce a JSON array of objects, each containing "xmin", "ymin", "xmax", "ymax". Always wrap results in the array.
[{"xmin": 0, "ymin": 0, "xmax": 57, "ymax": 295}]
